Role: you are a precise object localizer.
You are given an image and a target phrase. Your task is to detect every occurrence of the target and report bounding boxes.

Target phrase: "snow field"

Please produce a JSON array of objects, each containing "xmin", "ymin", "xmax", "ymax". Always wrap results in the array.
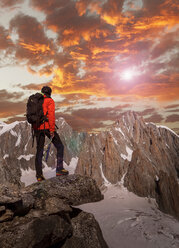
[{"xmin": 79, "ymin": 184, "xmax": 179, "ymax": 248}]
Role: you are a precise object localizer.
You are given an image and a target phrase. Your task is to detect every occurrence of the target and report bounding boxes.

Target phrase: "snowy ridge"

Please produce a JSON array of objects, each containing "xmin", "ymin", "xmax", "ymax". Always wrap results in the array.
[
  {"xmin": 0, "ymin": 121, "xmax": 20, "ymax": 136},
  {"xmin": 157, "ymin": 125, "xmax": 179, "ymax": 138},
  {"xmin": 146, "ymin": 122, "xmax": 179, "ymax": 138}
]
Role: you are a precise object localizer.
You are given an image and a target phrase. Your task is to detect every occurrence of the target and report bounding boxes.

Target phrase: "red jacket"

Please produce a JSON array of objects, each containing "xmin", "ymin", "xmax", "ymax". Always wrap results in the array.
[{"xmin": 34, "ymin": 95, "xmax": 55, "ymax": 132}]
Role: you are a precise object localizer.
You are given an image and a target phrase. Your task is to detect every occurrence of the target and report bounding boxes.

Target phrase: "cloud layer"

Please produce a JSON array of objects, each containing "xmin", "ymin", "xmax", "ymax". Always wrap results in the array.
[{"xmin": 0, "ymin": 0, "xmax": 179, "ymax": 132}]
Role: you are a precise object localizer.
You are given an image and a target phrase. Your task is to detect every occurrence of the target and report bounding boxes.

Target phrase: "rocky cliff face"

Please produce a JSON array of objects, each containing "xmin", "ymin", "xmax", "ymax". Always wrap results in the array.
[
  {"xmin": 76, "ymin": 111, "xmax": 179, "ymax": 219},
  {"xmin": 0, "ymin": 174, "xmax": 108, "ymax": 248}
]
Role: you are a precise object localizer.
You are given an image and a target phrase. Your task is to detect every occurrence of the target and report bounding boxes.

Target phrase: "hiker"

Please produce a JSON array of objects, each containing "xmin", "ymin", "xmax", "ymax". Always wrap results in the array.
[{"xmin": 30, "ymin": 86, "xmax": 69, "ymax": 181}]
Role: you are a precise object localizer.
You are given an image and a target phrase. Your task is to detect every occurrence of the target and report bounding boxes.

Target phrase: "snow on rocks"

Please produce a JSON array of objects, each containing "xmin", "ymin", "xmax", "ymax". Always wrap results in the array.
[
  {"xmin": 100, "ymin": 164, "xmax": 111, "ymax": 186},
  {"xmin": 120, "ymin": 145, "xmax": 133, "ymax": 161},
  {"xmin": 64, "ymin": 157, "xmax": 79, "ymax": 175},
  {"xmin": 15, "ymin": 134, "xmax": 21, "ymax": 147},
  {"xmin": 115, "ymin": 127, "xmax": 125, "ymax": 138},
  {"xmin": 18, "ymin": 154, "xmax": 34, "ymax": 161},
  {"xmin": 0, "ymin": 121, "xmax": 19, "ymax": 136},
  {"xmin": 157, "ymin": 125, "xmax": 179, "ymax": 138},
  {"xmin": 3, "ymin": 154, "xmax": 9, "ymax": 159}
]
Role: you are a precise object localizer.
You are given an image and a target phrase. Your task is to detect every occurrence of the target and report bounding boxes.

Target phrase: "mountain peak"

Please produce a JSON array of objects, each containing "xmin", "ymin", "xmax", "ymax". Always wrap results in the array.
[{"xmin": 117, "ymin": 111, "xmax": 144, "ymax": 124}]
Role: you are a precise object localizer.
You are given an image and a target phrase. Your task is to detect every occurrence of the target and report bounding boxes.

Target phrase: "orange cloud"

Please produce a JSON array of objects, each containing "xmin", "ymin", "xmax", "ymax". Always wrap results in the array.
[
  {"xmin": 1, "ymin": 0, "xmax": 178, "ymax": 132},
  {"xmin": 19, "ymin": 42, "xmax": 52, "ymax": 54}
]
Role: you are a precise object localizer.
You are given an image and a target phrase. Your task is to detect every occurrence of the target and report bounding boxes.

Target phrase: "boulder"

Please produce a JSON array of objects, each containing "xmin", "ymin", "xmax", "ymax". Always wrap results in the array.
[
  {"xmin": 62, "ymin": 208, "xmax": 109, "ymax": 248},
  {"xmin": 0, "ymin": 175, "xmax": 108, "ymax": 248}
]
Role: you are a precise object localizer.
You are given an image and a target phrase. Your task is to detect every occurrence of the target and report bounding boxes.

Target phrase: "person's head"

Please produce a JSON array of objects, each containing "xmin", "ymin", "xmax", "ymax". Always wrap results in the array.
[{"xmin": 41, "ymin": 86, "xmax": 52, "ymax": 97}]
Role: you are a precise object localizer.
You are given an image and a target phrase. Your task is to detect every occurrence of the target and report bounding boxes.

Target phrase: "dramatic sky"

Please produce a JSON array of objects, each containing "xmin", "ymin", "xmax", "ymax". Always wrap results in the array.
[{"xmin": 0, "ymin": 0, "xmax": 179, "ymax": 133}]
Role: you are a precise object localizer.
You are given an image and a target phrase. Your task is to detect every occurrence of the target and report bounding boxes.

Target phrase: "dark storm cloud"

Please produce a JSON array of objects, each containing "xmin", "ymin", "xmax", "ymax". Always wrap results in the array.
[
  {"xmin": 56, "ymin": 106, "xmax": 123, "ymax": 131},
  {"xmin": 151, "ymin": 28, "xmax": 179, "ymax": 59},
  {"xmin": 44, "ymin": 1, "xmax": 113, "ymax": 48},
  {"xmin": 138, "ymin": 108, "xmax": 156, "ymax": 116},
  {"xmin": 56, "ymin": 111, "xmax": 106, "ymax": 132},
  {"xmin": 165, "ymin": 114, "xmax": 179, "ymax": 123},
  {"xmin": 0, "ymin": 90, "xmax": 25, "ymax": 118},
  {"xmin": 19, "ymin": 83, "xmax": 47, "ymax": 91},
  {"xmin": 165, "ymin": 109, "xmax": 179, "ymax": 113},
  {"xmin": 144, "ymin": 113, "xmax": 164, "ymax": 123},
  {"xmin": 10, "ymin": 14, "xmax": 51, "ymax": 45},
  {"xmin": 9, "ymin": 14, "xmax": 55, "ymax": 67},
  {"xmin": 164, "ymin": 104, "xmax": 179, "ymax": 109},
  {"xmin": 0, "ymin": 89, "xmax": 23, "ymax": 100},
  {"xmin": 56, "ymin": 93, "xmax": 92, "ymax": 108}
]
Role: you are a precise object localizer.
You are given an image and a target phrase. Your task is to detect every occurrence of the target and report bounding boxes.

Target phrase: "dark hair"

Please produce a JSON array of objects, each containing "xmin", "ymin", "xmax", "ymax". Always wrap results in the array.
[{"xmin": 41, "ymin": 86, "xmax": 52, "ymax": 96}]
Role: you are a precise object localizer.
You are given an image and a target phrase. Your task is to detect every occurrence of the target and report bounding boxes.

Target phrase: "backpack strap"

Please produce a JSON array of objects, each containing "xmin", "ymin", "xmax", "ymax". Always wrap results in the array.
[{"xmin": 31, "ymin": 126, "xmax": 35, "ymax": 147}]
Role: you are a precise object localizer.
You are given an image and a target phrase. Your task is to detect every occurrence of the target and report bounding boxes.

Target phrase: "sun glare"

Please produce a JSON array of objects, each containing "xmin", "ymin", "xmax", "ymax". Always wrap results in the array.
[{"xmin": 121, "ymin": 69, "xmax": 134, "ymax": 81}]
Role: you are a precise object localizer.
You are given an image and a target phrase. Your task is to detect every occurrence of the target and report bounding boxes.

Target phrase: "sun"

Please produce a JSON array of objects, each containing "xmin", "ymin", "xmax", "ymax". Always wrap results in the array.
[{"xmin": 121, "ymin": 69, "xmax": 134, "ymax": 81}]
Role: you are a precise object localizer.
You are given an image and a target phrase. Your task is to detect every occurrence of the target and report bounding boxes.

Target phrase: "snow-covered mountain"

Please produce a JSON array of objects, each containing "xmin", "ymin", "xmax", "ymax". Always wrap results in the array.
[
  {"xmin": 0, "ymin": 111, "xmax": 179, "ymax": 220},
  {"xmin": 76, "ymin": 111, "xmax": 179, "ymax": 219}
]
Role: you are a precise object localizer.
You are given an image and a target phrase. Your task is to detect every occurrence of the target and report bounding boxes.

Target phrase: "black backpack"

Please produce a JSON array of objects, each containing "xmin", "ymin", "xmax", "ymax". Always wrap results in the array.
[{"xmin": 26, "ymin": 93, "xmax": 46, "ymax": 127}]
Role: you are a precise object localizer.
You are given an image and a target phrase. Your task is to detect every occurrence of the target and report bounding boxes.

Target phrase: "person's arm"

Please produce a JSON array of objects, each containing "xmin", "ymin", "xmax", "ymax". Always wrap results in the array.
[{"xmin": 47, "ymin": 98, "xmax": 55, "ymax": 137}]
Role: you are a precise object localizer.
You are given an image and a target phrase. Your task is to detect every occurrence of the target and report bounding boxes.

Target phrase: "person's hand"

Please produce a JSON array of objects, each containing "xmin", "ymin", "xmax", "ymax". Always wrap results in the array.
[{"xmin": 50, "ymin": 131, "xmax": 54, "ymax": 139}]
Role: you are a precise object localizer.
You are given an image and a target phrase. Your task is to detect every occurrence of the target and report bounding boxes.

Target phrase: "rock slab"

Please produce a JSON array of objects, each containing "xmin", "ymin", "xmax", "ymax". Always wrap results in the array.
[{"xmin": 0, "ymin": 175, "xmax": 108, "ymax": 248}]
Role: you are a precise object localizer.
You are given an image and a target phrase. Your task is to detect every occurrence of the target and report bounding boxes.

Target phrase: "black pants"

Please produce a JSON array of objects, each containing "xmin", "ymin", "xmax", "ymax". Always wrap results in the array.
[{"xmin": 35, "ymin": 129, "xmax": 64, "ymax": 178}]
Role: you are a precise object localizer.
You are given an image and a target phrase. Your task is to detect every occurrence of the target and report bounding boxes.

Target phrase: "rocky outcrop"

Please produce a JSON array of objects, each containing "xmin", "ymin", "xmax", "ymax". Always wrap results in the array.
[
  {"xmin": 0, "ymin": 174, "xmax": 108, "ymax": 248},
  {"xmin": 155, "ymin": 171, "xmax": 179, "ymax": 219},
  {"xmin": 124, "ymin": 148, "xmax": 157, "ymax": 198}
]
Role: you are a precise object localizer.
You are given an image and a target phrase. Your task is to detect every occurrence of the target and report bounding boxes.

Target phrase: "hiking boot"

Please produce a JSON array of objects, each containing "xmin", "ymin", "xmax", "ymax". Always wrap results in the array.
[
  {"xmin": 56, "ymin": 168, "xmax": 69, "ymax": 176},
  {"xmin": 37, "ymin": 175, "xmax": 46, "ymax": 182}
]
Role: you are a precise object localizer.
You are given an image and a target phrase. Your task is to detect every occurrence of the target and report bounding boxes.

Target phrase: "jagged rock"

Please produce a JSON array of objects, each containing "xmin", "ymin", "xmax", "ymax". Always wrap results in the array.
[
  {"xmin": 56, "ymin": 118, "xmax": 86, "ymax": 165},
  {"xmin": 62, "ymin": 208, "xmax": 109, "ymax": 248},
  {"xmin": 155, "ymin": 171, "xmax": 179, "ymax": 219},
  {"xmin": 0, "ymin": 209, "xmax": 14, "ymax": 222},
  {"xmin": 76, "ymin": 132, "xmax": 106, "ymax": 186},
  {"xmin": 103, "ymin": 133, "xmax": 124, "ymax": 183},
  {"xmin": 124, "ymin": 148, "xmax": 157, "ymax": 197},
  {"xmin": 0, "ymin": 175, "xmax": 108, "ymax": 248},
  {"xmin": 0, "ymin": 214, "xmax": 72, "ymax": 248},
  {"xmin": 76, "ymin": 111, "xmax": 179, "ymax": 219},
  {"xmin": 0, "ymin": 206, "xmax": 5, "ymax": 214}
]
